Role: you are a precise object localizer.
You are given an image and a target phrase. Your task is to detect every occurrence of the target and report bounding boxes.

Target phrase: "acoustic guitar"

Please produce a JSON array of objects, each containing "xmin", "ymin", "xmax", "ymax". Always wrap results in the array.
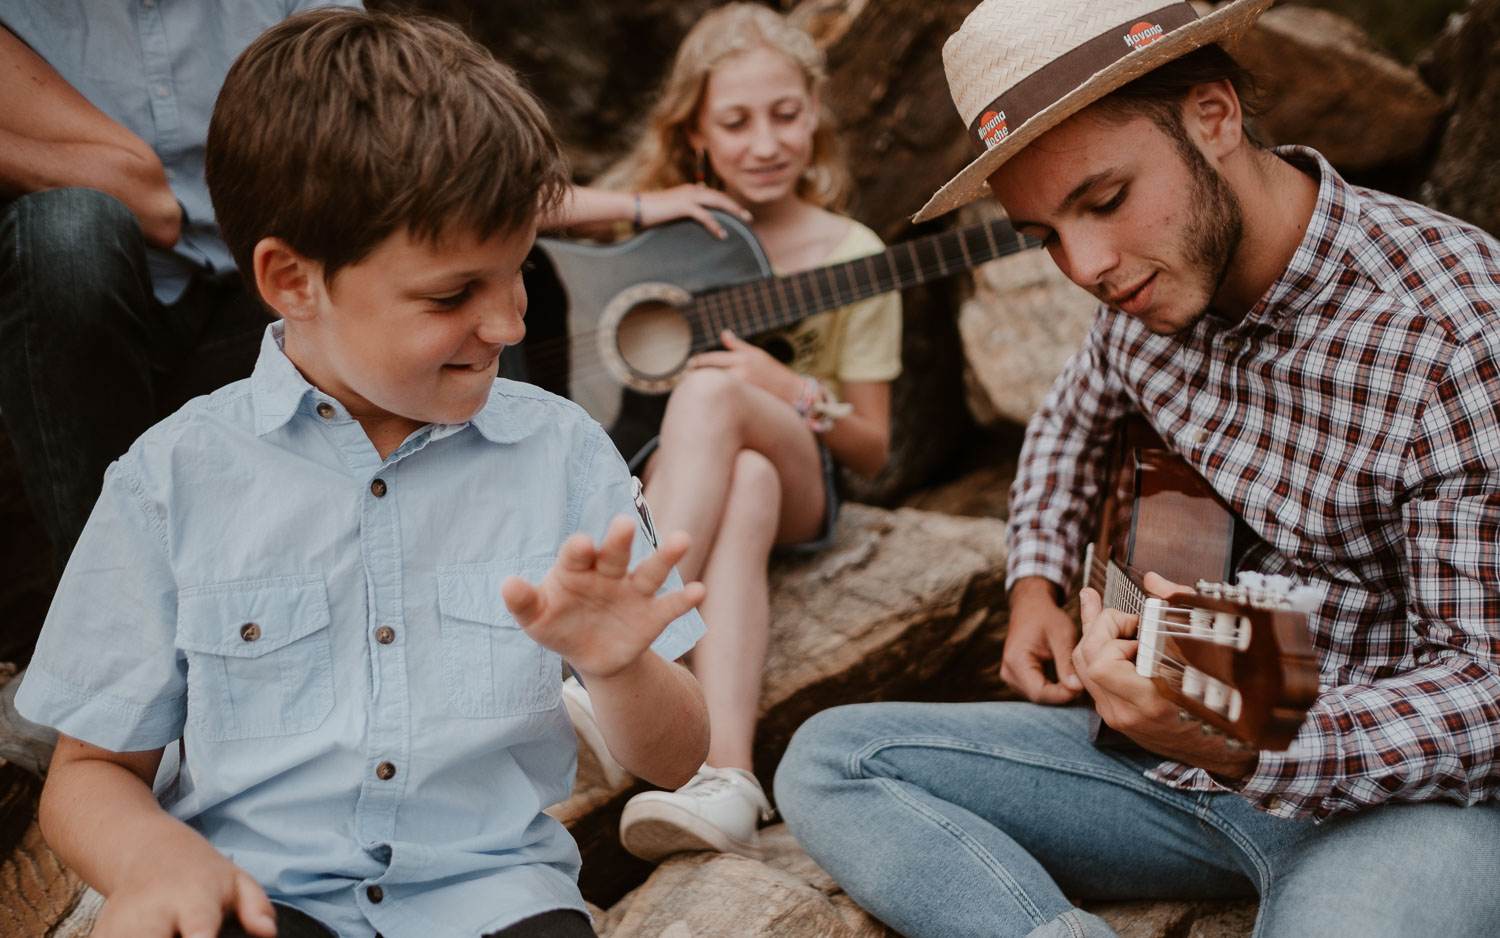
[
  {"xmin": 1084, "ymin": 417, "xmax": 1320, "ymax": 751},
  {"xmin": 521, "ymin": 209, "xmax": 1036, "ymax": 456}
]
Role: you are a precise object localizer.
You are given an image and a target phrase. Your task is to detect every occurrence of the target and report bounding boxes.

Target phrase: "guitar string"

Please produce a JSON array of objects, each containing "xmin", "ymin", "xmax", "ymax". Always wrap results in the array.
[{"xmin": 519, "ymin": 223, "xmax": 1033, "ymax": 388}]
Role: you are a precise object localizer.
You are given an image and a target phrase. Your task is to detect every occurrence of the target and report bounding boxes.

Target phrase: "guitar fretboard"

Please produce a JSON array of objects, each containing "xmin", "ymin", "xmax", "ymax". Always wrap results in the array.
[{"xmin": 685, "ymin": 218, "xmax": 1035, "ymax": 349}]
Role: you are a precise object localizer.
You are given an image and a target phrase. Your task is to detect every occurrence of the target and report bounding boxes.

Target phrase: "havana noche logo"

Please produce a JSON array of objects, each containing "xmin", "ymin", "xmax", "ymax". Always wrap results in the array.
[
  {"xmin": 979, "ymin": 109, "xmax": 1009, "ymax": 149},
  {"xmin": 1124, "ymin": 21, "xmax": 1165, "ymax": 50}
]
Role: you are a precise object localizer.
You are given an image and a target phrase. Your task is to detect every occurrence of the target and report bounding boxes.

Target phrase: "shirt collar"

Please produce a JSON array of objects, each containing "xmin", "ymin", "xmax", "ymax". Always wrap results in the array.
[
  {"xmin": 249, "ymin": 322, "xmax": 530, "ymax": 444},
  {"xmin": 1244, "ymin": 146, "xmax": 1359, "ymax": 327}
]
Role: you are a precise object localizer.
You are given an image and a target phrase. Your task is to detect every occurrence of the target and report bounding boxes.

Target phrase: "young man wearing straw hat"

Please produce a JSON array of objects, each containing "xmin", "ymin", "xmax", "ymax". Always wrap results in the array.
[{"xmin": 775, "ymin": 1, "xmax": 1500, "ymax": 936}]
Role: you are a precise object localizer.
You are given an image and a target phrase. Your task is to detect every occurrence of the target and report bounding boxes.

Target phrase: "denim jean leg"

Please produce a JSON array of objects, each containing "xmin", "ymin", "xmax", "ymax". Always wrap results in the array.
[
  {"xmin": 775, "ymin": 701, "xmax": 1263, "ymax": 938},
  {"xmin": 1253, "ymin": 798, "xmax": 1500, "ymax": 938},
  {"xmin": 0, "ymin": 188, "xmax": 169, "ymax": 574}
]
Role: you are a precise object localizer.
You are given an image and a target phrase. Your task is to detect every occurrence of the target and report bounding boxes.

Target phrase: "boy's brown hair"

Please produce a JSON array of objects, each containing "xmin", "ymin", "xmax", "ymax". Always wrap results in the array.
[{"xmin": 206, "ymin": 7, "xmax": 569, "ymax": 290}]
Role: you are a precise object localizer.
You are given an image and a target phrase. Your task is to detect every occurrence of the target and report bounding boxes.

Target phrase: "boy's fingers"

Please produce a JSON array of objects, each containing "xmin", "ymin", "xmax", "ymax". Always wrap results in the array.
[
  {"xmin": 234, "ymin": 873, "xmax": 278, "ymax": 938},
  {"xmin": 501, "ymin": 576, "xmax": 541, "ymax": 624},
  {"xmin": 556, "ymin": 531, "xmax": 599, "ymax": 572},
  {"xmin": 177, "ymin": 899, "xmax": 227, "ymax": 938},
  {"xmin": 628, "ymin": 531, "xmax": 692, "ymax": 592},
  {"xmin": 593, "ymin": 516, "xmax": 637, "ymax": 579},
  {"xmin": 652, "ymin": 580, "xmax": 706, "ymax": 623}
]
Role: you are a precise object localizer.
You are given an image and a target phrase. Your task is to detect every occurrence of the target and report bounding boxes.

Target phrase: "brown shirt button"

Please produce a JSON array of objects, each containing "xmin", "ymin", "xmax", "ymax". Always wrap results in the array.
[
  {"xmin": 316, "ymin": 402, "xmax": 335, "ymax": 419},
  {"xmin": 240, "ymin": 623, "xmax": 261, "ymax": 642},
  {"xmin": 370, "ymin": 479, "xmax": 387, "ymax": 497},
  {"xmin": 376, "ymin": 761, "xmax": 396, "ymax": 780},
  {"xmin": 366, "ymin": 885, "xmax": 384, "ymax": 903},
  {"xmin": 375, "ymin": 626, "xmax": 395, "ymax": 645}
]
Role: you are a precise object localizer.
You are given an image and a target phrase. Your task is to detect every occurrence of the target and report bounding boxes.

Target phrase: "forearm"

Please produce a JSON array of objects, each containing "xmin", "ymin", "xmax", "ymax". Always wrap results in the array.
[
  {"xmin": 542, "ymin": 186, "xmax": 634, "ymax": 231},
  {"xmin": 0, "ymin": 132, "xmax": 179, "ymax": 247},
  {"xmin": 819, "ymin": 409, "xmax": 887, "ymax": 479},
  {"xmin": 39, "ymin": 749, "xmax": 218, "ymax": 897},
  {"xmin": 1218, "ymin": 660, "xmax": 1500, "ymax": 820},
  {"xmin": 579, "ymin": 654, "xmax": 708, "ymax": 789}
]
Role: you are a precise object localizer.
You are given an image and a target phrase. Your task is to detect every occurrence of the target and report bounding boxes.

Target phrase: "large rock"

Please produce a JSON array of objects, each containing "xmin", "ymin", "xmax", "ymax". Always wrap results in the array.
[
  {"xmin": 1419, "ymin": 0, "xmax": 1500, "ymax": 239},
  {"xmin": 956, "ymin": 201, "xmax": 1097, "ymax": 430},
  {"xmin": 1232, "ymin": 4, "xmax": 1445, "ymax": 187},
  {"xmin": 554, "ymin": 502, "xmax": 1012, "ymax": 904},
  {"xmin": 597, "ymin": 821, "xmax": 1253, "ymax": 938}
]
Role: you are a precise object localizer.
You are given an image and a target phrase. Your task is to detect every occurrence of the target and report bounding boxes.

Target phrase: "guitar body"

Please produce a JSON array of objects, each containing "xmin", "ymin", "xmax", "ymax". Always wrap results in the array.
[
  {"xmin": 525, "ymin": 211, "xmax": 770, "ymax": 453},
  {"xmin": 1087, "ymin": 417, "xmax": 1320, "ymax": 751},
  {"xmin": 522, "ymin": 209, "xmax": 1035, "ymax": 458}
]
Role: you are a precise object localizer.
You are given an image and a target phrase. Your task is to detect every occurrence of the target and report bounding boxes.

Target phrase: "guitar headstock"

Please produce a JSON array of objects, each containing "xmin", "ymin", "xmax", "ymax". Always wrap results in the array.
[{"xmin": 1136, "ymin": 572, "xmax": 1320, "ymax": 751}]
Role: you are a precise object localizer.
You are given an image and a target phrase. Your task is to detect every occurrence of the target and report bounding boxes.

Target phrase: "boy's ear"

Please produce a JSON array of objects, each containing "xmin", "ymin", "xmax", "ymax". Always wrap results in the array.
[
  {"xmin": 1184, "ymin": 78, "xmax": 1243, "ymax": 163},
  {"xmin": 253, "ymin": 237, "xmax": 323, "ymax": 321}
]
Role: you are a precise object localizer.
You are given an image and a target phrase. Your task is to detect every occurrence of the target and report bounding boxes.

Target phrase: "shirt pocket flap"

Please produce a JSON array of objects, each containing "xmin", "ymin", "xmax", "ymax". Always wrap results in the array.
[
  {"xmin": 437, "ymin": 559, "xmax": 552, "ymax": 628},
  {"xmin": 177, "ymin": 575, "xmax": 332, "ymax": 659}
]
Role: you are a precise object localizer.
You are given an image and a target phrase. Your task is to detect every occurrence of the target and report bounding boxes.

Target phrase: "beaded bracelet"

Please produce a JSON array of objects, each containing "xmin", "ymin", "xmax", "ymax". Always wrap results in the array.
[{"xmin": 794, "ymin": 376, "xmax": 850, "ymax": 434}]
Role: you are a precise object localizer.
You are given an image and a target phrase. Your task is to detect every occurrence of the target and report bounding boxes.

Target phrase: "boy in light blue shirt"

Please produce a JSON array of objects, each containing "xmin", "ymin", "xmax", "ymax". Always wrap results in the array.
[{"xmin": 15, "ymin": 9, "xmax": 709, "ymax": 938}]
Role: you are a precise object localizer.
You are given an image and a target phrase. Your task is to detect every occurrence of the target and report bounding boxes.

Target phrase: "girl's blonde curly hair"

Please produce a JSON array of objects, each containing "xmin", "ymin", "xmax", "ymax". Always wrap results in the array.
[{"xmin": 602, "ymin": 2, "xmax": 850, "ymax": 210}]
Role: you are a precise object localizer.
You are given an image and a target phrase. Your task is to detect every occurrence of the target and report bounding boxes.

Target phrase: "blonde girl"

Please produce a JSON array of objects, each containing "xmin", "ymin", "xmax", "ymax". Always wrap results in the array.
[{"xmin": 570, "ymin": 2, "xmax": 901, "ymax": 863}]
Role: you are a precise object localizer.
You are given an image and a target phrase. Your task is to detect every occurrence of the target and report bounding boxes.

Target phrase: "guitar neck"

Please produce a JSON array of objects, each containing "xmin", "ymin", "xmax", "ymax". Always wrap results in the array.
[{"xmin": 687, "ymin": 217, "xmax": 1034, "ymax": 349}]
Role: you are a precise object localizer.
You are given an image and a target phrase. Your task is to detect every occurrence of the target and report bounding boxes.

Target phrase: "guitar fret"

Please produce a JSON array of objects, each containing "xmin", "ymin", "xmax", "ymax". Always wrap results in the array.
[{"xmin": 682, "ymin": 217, "xmax": 1034, "ymax": 341}]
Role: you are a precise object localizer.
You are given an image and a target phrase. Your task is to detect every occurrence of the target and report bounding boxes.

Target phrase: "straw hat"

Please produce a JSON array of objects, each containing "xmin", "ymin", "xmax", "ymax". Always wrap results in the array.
[{"xmin": 913, "ymin": 0, "xmax": 1272, "ymax": 222}]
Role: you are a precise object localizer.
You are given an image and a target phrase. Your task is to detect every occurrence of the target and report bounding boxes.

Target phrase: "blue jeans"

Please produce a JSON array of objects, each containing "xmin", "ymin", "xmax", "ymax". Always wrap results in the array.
[
  {"xmin": 774, "ymin": 701, "xmax": 1500, "ymax": 938},
  {"xmin": 0, "ymin": 188, "xmax": 269, "ymax": 577}
]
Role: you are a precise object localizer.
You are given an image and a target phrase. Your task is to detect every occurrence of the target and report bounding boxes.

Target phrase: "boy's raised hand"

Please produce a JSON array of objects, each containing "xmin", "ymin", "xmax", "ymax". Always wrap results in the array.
[{"xmin": 501, "ymin": 516, "xmax": 705, "ymax": 680}]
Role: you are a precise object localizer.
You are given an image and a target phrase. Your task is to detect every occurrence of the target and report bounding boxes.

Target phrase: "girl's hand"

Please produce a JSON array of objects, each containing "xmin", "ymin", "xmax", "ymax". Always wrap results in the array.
[
  {"xmin": 501, "ymin": 516, "xmax": 705, "ymax": 681},
  {"xmin": 689, "ymin": 330, "xmax": 805, "ymax": 403},
  {"xmin": 638, "ymin": 184, "xmax": 752, "ymax": 239}
]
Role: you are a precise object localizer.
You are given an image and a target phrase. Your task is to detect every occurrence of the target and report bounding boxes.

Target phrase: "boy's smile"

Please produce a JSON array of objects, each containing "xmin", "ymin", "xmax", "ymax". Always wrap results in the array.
[{"xmin": 279, "ymin": 223, "xmax": 535, "ymax": 457}]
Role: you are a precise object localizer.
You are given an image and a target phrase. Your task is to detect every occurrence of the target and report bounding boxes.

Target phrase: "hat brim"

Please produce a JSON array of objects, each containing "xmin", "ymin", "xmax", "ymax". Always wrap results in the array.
[{"xmin": 912, "ymin": 0, "xmax": 1273, "ymax": 223}]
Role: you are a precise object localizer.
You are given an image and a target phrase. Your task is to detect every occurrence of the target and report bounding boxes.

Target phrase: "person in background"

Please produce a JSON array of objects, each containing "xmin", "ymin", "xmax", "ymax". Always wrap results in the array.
[{"xmin": 570, "ymin": 2, "xmax": 901, "ymax": 864}]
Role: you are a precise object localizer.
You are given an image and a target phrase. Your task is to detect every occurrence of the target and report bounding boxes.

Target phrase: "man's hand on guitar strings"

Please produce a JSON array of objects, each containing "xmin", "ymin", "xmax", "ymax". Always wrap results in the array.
[
  {"xmin": 1075, "ymin": 576, "xmax": 1260, "ymax": 779},
  {"xmin": 1001, "ymin": 577, "xmax": 1085, "ymax": 704}
]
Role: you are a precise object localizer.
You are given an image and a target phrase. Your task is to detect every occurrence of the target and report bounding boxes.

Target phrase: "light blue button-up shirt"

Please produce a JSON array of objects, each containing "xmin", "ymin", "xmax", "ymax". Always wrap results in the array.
[
  {"xmin": 0, "ymin": 0, "xmax": 354, "ymax": 303},
  {"xmin": 18, "ymin": 324, "xmax": 704, "ymax": 938}
]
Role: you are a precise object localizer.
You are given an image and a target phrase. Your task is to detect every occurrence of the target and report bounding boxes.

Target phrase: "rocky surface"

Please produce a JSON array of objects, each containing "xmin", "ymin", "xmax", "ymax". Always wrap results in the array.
[
  {"xmin": 556, "ymin": 502, "xmax": 1012, "ymax": 903},
  {"xmin": 1419, "ymin": 0, "xmax": 1500, "ymax": 239}
]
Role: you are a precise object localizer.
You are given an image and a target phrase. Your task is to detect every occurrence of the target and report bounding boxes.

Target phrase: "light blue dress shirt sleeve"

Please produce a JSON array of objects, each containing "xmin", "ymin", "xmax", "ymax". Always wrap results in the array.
[{"xmin": 17, "ymin": 458, "xmax": 187, "ymax": 751}]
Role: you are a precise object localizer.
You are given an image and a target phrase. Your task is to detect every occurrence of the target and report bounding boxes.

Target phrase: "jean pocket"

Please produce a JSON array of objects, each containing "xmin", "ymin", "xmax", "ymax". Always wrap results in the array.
[
  {"xmin": 176, "ymin": 575, "xmax": 335, "ymax": 741},
  {"xmin": 437, "ymin": 560, "xmax": 561, "ymax": 718}
]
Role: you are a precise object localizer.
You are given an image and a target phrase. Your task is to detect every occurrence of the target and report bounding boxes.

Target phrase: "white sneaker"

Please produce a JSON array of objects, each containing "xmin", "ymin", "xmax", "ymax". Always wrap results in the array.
[
  {"xmin": 561, "ymin": 676, "xmax": 627, "ymax": 789},
  {"xmin": 619, "ymin": 764, "xmax": 775, "ymax": 862}
]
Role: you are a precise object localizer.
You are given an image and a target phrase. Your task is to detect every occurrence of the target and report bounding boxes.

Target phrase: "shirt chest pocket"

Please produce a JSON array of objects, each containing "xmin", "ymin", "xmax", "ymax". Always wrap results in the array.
[
  {"xmin": 437, "ymin": 561, "xmax": 561, "ymax": 718},
  {"xmin": 176, "ymin": 575, "xmax": 335, "ymax": 742}
]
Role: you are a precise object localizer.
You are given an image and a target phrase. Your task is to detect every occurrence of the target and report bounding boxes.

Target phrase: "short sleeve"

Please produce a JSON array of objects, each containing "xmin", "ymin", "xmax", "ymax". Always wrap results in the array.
[{"xmin": 16, "ymin": 459, "xmax": 188, "ymax": 751}]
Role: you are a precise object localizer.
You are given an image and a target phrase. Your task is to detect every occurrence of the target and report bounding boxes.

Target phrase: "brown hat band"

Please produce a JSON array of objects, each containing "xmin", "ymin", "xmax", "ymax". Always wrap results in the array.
[{"xmin": 966, "ymin": 2, "xmax": 1199, "ymax": 156}]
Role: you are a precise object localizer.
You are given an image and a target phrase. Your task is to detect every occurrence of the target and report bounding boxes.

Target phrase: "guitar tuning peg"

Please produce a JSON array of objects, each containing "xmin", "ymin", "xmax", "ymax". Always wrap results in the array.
[{"xmin": 1177, "ymin": 709, "xmax": 1193, "ymax": 723}]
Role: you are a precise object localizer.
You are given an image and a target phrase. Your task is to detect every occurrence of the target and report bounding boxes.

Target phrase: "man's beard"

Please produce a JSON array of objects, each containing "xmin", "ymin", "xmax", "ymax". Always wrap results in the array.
[{"xmin": 1170, "ymin": 137, "xmax": 1245, "ymax": 334}]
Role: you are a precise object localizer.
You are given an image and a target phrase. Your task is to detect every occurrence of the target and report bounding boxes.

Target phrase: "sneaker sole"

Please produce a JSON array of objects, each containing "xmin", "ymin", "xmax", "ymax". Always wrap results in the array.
[{"xmin": 619, "ymin": 801, "xmax": 763, "ymax": 863}]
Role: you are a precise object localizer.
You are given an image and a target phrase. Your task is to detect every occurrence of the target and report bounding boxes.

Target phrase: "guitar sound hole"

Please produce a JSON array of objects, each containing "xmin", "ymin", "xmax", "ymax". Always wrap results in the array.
[
  {"xmin": 758, "ymin": 336, "xmax": 795, "ymax": 364},
  {"xmin": 616, "ymin": 301, "xmax": 691, "ymax": 380}
]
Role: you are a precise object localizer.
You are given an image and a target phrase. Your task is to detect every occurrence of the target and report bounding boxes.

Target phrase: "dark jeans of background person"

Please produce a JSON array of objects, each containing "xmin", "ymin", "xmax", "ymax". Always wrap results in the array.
[
  {"xmin": 219, "ymin": 905, "xmax": 597, "ymax": 938},
  {"xmin": 0, "ymin": 187, "xmax": 270, "ymax": 582}
]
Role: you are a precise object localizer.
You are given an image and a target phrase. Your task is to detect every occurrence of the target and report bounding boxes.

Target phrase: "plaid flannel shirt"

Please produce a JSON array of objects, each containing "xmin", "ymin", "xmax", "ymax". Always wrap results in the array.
[{"xmin": 1006, "ymin": 147, "xmax": 1500, "ymax": 821}]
